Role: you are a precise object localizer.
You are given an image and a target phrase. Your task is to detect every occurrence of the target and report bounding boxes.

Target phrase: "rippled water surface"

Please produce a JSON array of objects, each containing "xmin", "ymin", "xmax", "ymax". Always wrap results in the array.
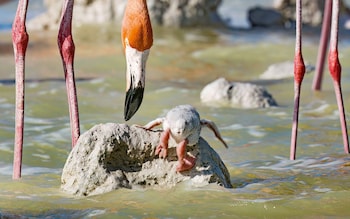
[{"xmin": 2, "ymin": 20, "xmax": 350, "ymax": 218}]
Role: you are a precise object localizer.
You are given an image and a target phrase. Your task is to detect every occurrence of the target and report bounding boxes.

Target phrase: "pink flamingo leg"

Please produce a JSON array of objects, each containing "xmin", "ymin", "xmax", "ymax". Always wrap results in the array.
[
  {"xmin": 12, "ymin": 0, "xmax": 29, "ymax": 180},
  {"xmin": 312, "ymin": 0, "xmax": 332, "ymax": 91},
  {"xmin": 290, "ymin": 0, "xmax": 306, "ymax": 160},
  {"xmin": 57, "ymin": 0, "xmax": 80, "ymax": 147},
  {"xmin": 328, "ymin": 0, "xmax": 350, "ymax": 154}
]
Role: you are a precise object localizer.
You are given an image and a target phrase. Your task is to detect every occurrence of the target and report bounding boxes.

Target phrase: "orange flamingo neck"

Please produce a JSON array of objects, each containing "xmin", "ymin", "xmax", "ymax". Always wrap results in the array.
[{"xmin": 122, "ymin": 0, "xmax": 153, "ymax": 52}]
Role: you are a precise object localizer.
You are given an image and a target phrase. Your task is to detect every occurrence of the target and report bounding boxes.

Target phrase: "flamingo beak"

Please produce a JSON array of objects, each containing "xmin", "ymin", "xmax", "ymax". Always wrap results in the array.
[{"xmin": 124, "ymin": 44, "xmax": 150, "ymax": 121}]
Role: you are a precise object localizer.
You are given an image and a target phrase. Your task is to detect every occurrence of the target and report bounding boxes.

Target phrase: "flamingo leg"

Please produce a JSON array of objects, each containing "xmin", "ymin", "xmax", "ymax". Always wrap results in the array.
[
  {"xmin": 290, "ymin": 0, "xmax": 306, "ymax": 160},
  {"xmin": 290, "ymin": 83, "xmax": 302, "ymax": 160},
  {"xmin": 328, "ymin": 0, "xmax": 350, "ymax": 154},
  {"xmin": 333, "ymin": 81, "xmax": 349, "ymax": 153},
  {"xmin": 12, "ymin": 0, "xmax": 29, "ymax": 180},
  {"xmin": 57, "ymin": 0, "xmax": 80, "ymax": 147},
  {"xmin": 312, "ymin": 0, "xmax": 332, "ymax": 91}
]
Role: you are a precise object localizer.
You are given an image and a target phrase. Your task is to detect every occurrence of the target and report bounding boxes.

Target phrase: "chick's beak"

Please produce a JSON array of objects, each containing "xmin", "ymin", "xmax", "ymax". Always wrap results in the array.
[{"xmin": 124, "ymin": 45, "xmax": 150, "ymax": 121}]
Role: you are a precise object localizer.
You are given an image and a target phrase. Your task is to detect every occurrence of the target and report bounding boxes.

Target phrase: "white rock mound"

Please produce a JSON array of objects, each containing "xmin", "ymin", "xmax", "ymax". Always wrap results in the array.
[
  {"xmin": 61, "ymin": 123, "xmax": 232, "ymax": 196},
  {"xmin": 200, "ymin": 77, "xmax": 278, "ymax": 108}
]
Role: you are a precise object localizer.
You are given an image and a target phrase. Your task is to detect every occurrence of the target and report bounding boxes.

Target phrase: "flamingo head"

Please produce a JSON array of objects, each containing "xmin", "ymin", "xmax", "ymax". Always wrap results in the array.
[{"xmin": 122, "ymin": 0, "xmax": 153, "ymax": 121}]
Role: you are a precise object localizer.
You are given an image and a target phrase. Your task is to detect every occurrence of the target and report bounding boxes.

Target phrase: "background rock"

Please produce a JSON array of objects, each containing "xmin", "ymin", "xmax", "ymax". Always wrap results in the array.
[
  {"xmin": 248, "ymin": 7, "xmax": 284, "ymax": 27},
  {"xmin": 273, "ymin": 0, "xmax": 350, "ymax": 27},
  {"xmin": 274, "ymin": 0, "xmax": 324, "ymax": 27},
  {"xmin": 61, "ymin": 123, "xmax": 232, "ymax": 196},
  {"xmin": 200, "ymin": 77, "xmax": 278, "ymax": 108},
  {"xmin": 27, "ymin": 0, "xmax": 224, "ymax": 30},
  {"xmin": 152, "ymin": 0, "xmax": 223, "ymax": 27},
  {"xmin": 248, "ymin": 0, "xmax": 350, "ymax": 28}
]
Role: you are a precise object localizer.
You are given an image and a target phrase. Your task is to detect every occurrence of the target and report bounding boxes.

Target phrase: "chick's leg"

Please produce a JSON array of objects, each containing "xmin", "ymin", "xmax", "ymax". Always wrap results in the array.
[
  {"xmin": 156, "ymin": 128, "xmax": 170, "ymax": 158},
  {"xmin": 176, "ymin": 139, "xmax": 196, "ymax": 172}
]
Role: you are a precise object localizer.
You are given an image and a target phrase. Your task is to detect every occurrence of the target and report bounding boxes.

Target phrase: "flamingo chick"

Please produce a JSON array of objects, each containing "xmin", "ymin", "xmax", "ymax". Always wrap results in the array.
[
  {"xmin": 142, "ymin": 105, "xmax": 228, "ymax": 172},
  {"xmin": 122, "ymin": 0, "xmax": 153, "ymax": 121}
]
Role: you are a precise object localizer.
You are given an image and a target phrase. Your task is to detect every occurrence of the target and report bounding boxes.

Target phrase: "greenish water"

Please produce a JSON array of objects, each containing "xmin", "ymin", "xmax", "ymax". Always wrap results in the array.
[{"xmin": 1, "ymin": 25, "xmax": 350, "ymax": 218}]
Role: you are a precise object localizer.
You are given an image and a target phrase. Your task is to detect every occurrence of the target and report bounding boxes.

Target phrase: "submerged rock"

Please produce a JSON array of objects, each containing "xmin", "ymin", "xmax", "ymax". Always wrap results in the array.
[
  {"xmin": 200, "ymin": 77, "xmax": 278, "ymax": 108},
  {"xmin": 61, "ymin": 123, "xmax": 232, "ymax": 196},
  {"xmin": 259, "ymin": 61, "xmax": 315, "ymax": 80}
]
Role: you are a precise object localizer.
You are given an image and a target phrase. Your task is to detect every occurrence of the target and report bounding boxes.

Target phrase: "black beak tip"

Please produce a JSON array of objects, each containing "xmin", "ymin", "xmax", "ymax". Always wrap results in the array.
[{"xmin": 124, "ymin": 87, "xmax": 144, "ymax": 121}]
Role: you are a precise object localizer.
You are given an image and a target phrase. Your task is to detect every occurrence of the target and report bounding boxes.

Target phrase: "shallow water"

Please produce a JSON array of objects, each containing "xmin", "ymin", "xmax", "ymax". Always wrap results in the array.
[{"xmin": 2, "ymin": 23, "xmax": 350, "ymax": 218}]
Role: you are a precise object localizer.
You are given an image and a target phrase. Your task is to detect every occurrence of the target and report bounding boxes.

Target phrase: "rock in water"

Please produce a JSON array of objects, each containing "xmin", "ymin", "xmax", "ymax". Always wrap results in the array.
[
  {"xmin": 200, "ymin": 77, "xmax": 278, "ymax": 108},
  {"xmin": 61, "ymin": 123, "xmax": 232, "ymax": 196}
]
